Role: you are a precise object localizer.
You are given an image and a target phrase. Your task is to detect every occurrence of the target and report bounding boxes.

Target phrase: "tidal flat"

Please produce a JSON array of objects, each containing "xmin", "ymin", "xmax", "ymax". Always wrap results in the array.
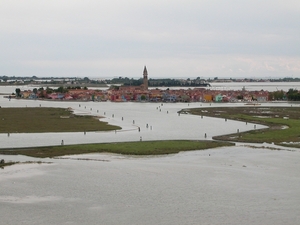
[{"xmin": 188, "ymin": 106, "xmax": 300, "ymax": 148}]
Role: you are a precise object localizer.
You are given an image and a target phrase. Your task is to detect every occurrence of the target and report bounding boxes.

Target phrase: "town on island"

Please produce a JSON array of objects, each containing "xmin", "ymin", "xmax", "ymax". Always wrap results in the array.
[{"xmin": 2, "ymin": 66, "xmax": 300, "ymax": 102}]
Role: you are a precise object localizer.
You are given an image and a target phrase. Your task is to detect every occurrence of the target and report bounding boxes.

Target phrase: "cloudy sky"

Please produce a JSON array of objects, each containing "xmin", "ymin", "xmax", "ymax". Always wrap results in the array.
[{"xmin": 1, "ymin": 0, "xmax": 299, "ymax": 79}]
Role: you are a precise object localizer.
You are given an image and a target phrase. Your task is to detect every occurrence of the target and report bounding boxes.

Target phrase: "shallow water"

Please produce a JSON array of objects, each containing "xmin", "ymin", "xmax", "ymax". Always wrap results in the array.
[
  {"xmin": 1, "ymin": 146, "xmax": 300, "ymax": 225},
  {"xmin": 1, "ymin": 85, "xmax": 300, "ymax": 225},
  {"xmin": 0, "ymin": 97, "xmax": 272, "ymax": 148},
  {"xmin": 209, "ymin": 81, "xmax": 300, "ymax": 92}
]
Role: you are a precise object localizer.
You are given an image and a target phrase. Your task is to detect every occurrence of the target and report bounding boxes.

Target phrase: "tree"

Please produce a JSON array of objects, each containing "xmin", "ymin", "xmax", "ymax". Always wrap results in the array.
[
  {"xmin": 56, "ymin": 86, "xmax": 68, "ymax": 93},
  {"xmin": 270, "ymin": 90, "xmax": 285, "ymax": 100},
  {"xmin": 57, "ymin": 86, "xmax": 64, "ymax": 93},
  {"xmin": 38, "ymin": 88, "xmax": 46, "ymax": 98},
  {"xmin": 46, "ymin": 87, "xmax": 53, "ymax": 94},
  {"xmin": 15, "ymin": 88, "xmax": 21, "ymax": 97},
  {"xmin": 32, "ymin": 88, "xmax": 38, "ymax": 99},
  {"xmin": 141, "ymin": 95, "xmax": 146, "ymax": 101},
  {"xmin": 237, "ymin": 95, "xmax": 243, "ymax": 100},
  {"xmin": 286, "ymin": 89, "xmax": 300, "ymax": 101}
]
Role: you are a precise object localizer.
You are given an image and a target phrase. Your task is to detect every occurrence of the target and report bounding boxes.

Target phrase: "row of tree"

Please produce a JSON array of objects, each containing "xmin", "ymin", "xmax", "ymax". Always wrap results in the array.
[
  {"xmin": 15, "ymin": 86, "xmax": 89, "ymax": 98},
  {"xmin": 268, "ymin": 89, "xmax": 300, "ymax": 101},
  {"xmin": 105, "ymin": 77, "xmax": 210, "ymax": 87},
  {"xmin": 286, "ymin": 89, "xmax": 300, "ymax": 101}
]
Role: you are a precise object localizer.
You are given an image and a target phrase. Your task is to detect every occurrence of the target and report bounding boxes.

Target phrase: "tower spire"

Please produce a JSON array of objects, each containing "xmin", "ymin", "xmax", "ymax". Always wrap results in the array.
[
  {"xmin": 143, "ymin": 65, "xmax": 148, "ymax": 76},
  {"xmin": 143, "ymin": 65, "xmax": 148, "ymax": 90}
]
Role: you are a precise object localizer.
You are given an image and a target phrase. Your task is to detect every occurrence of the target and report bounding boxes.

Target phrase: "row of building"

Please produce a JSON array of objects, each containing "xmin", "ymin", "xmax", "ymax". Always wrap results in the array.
[
  {"xmin": 16, "ymin": 86, "xmax": 269, "ymax": 103},
  {"xmin": 11, "ymin": 67, "xmax": 269, "ymax": 102}
]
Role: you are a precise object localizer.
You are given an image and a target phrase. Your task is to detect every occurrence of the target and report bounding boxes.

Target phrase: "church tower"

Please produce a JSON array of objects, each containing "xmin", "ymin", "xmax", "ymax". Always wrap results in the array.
[{"xmin": 143, "ymin": 65, "xmax": 148, "ymax": 90}]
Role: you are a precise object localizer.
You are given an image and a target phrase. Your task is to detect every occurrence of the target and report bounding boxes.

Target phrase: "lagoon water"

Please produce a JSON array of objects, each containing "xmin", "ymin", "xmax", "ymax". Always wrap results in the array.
[
  {"xmin": 0, "ymin": 97, "xmax": 268, "ymax": 148},
  {"xmin": 1, "ymin": 146, "xmax": 300, "ymax": 225},
  {"xmin": 209, "ymin": 81, "xmax": 300, "ymax": 92},
  {"xmin": 1, "ymin": 81, "xmax": 300, "ymax": 94},
  {"xmin": 1, "ymin": 84, "xmax": 300, "ymax": 225}
]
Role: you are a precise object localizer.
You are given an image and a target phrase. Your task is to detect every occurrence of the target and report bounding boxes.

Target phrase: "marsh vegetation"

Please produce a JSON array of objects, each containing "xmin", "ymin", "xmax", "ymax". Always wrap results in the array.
[
  {"xmin": 188, "ymin": 106, "xmax": 300, "ymax": 148},
  {"xmin": 0, "ymin": 140, "xmax": 234, "ymax": 158},
  {"xmin": 0, "ymin": 107, "xmax": 120, "ymax": 133}
]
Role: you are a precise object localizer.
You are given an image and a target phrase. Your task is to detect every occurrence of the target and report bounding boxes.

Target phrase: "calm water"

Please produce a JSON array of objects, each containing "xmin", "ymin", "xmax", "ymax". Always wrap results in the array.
[
  {"xmin": 209, "ymin": 81, "xmax": 300, "ymax": 92},
  {"xmin": 0, "ymin": 97, "xmax": 270, "ymax": 148},
  {"xmin": 1, "ymin": 82, "xmax": 300, "ymax": 94},
  {"xmin": 1, "ymin": 85, "xmax": 300, "ymax": 225},
  {"xmin": 1, "ymin": 146, "xmax": 300, "ymax": 225}
]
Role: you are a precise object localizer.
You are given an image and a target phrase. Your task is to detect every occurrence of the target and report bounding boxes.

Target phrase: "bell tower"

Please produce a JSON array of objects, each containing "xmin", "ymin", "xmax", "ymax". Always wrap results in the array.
[{"xmin": 143, "ymin": 66, "xmax": 148, "ymax": 90}]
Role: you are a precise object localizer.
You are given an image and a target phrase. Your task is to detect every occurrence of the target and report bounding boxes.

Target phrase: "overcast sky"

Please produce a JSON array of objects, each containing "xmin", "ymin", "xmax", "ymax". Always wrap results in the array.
[{"xmin": 1, "ymin": 0, "xmax": 300, "ymax": 79}]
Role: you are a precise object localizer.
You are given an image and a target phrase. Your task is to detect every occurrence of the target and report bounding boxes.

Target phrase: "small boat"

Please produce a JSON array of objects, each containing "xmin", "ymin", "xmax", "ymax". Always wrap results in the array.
[{"xmin": 244, "ymin": 103, "xmax": 261, "ymax": 106}]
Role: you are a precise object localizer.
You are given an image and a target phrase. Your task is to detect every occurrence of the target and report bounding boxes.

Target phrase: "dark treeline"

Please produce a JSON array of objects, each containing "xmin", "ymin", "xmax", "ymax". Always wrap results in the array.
[
  {"xmin": 106, "ymin": 77, "xmax": 210, "ymax": 87},
  {"xmin": 286, "ymin": 89, "xmax": 300, "ymax": 101},
  {"xmin": 269, "ymin": 89, "xmax": 300, "ymax": 101},
  {"xmin": 1, "ymin": 75, "xmax": 300, "ymax": 86},
  {"xmin": 148, "ymin": 78, "xmax": 210, "ymax": 87}
]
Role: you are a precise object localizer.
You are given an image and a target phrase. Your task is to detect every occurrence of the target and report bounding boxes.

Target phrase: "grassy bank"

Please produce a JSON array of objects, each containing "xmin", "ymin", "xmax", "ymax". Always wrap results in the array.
[
  {"xmin": 187, "ymin": 106, "xmax": 300, "ymax": 148},
  {"xmin": 0, "ymin": 107, "xmax": 120, "ymax": 133},
  {"xmin": 0, "ymin": 161, "xmax": 17, "ymax": 168},
  {"xmin": 0, "ymin": 161, "xmax": 49, "ymax": 168},
  {"xmin": 0, "ymin": 140, "xmax": 234, "ymax": 158}
]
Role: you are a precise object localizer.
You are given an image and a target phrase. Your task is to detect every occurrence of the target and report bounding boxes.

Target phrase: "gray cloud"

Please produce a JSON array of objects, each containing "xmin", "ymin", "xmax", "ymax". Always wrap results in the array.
[{"xmin": 0, "ymin": 0, "xmax": 299, "ymax": 78}]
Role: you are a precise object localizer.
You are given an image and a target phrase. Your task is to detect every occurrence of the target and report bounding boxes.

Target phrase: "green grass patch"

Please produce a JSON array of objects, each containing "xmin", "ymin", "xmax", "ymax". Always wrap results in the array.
[
  {"xmin": 0, "ymin": 140, "xmax": 235, "ymax": 158},
  {"xmin": 0, "ymin": 107, "xmax": 120, "ymax": 133},
  {"xmin": 188, "ymin": 106, "xmax": 300, "ymax": 147},
  {"xmin": 0, "ymin": 161, "xmax": 17, "ymax": 168},
  {"xmin": 0, "ymin": 161, "xmax": 49, "ymax": 168}
]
